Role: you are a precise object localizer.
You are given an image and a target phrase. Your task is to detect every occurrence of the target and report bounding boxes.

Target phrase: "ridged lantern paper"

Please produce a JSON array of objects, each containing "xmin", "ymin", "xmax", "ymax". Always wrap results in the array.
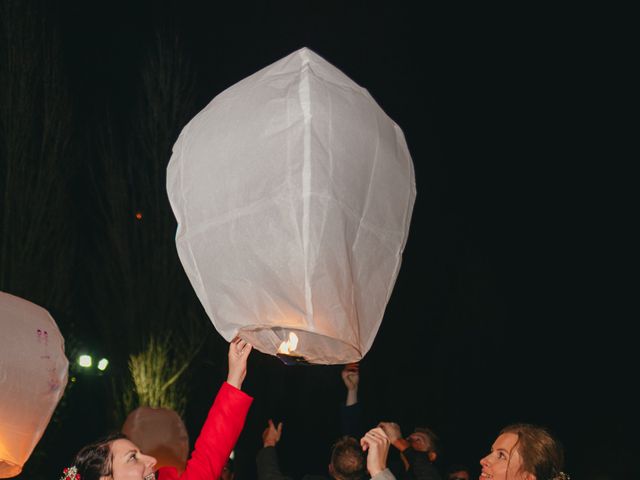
[
  {"xmin": 167, "ymin": 47, "xmax": 415, "ymax": 364},
  {"xmin": 122, "ymin": 407, "xmax": 189, "ymax": 473},
  {"xmin": 0, "ymin": 292, "xmax": 69, "ymax": 478}
]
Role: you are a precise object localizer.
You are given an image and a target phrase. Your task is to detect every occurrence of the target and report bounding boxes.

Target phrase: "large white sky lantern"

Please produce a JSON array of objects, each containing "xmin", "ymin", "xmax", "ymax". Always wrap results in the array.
[
  {"xmin": 167, "ymin": 47, "xmax": 416, "ymax": 364},
  {"xmin": 0, "ymin": 291, "xmax": 69, "ymax": 478}
]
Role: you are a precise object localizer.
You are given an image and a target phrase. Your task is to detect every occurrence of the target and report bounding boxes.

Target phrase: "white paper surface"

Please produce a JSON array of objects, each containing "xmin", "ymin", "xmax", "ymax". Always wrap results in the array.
[
  {"xmin": 167, "ymin": 47, "xmax": 415, "ymax": 364},
  {"xmin": 0, "ymin": 291, "xmax": 69, "ymax": 477}
]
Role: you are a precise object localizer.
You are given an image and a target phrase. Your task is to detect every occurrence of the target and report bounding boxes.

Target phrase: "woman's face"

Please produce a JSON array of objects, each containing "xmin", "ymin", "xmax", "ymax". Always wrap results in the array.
[
  {"xmin": 106, "ymin": 439, "xmax": 157, "ymax": 480},
  {"xmin": 479, "ymin": 433, "xmax": 533, "ymax": 480}
]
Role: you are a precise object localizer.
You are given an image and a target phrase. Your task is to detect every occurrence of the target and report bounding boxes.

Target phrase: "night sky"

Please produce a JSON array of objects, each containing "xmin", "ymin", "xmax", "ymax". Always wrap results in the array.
[{"xmin": 5, "ymin": 2, "xmax": 631, "ymax": 479}]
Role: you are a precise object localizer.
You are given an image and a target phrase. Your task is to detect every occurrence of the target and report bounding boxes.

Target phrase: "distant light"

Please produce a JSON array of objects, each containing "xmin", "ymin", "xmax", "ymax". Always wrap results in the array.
[
  {"xmin": 135, "ymin": 212, "xmax": 143, "ymax": 220},
  {"xmin": 78, "ymin": 355, "xmax": 92, "ymax": 368},
  {"xmin": 97, "ymin": 358, "xmax": 109, "ymax": 371}
]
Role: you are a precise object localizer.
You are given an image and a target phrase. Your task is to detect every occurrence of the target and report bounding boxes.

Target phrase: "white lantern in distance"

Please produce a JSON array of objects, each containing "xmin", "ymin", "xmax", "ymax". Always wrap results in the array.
[{"xmin": 0, "ymin": 291, "xmax": 69, "ymax": 478}]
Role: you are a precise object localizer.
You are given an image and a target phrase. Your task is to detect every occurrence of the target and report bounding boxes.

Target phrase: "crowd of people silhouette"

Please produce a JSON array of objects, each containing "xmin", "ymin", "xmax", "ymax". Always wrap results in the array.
[{"xmin": 63, "ymin": 347, "xmax": 569, "ymax": 480}]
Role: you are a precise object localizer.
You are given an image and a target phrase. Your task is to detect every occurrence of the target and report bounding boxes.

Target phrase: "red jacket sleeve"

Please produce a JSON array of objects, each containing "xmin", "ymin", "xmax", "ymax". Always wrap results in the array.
[{"xmin": 158, "ymin": 382, "xmax": 253, "ymax": 480}]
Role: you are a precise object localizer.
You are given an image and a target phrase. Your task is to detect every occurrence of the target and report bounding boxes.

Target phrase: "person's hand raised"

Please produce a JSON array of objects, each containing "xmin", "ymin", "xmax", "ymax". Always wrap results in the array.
[
  {"xmin": 227, "ymin": 337, "xmax": 252, "ymax": 389},
  {"xmin": 262, "ymin": 419, "xmax": 283, "ymax": 447},
  {"xmin": 360, "ymin": 427, "xmax": 390, "ymax": 477},
  {"xmin": 341, "ymin": 363, "xmax": 359, "ymax": 391},
  {"xmin": 377, "ymin": 421, "xmax": 402, "ymax": 443}
]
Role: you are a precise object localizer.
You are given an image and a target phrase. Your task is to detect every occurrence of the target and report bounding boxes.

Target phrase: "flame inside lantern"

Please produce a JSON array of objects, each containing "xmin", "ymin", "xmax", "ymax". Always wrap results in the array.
[{"xmin": 277, "ymin": 332, "xmax": 299, "ymax": 354}]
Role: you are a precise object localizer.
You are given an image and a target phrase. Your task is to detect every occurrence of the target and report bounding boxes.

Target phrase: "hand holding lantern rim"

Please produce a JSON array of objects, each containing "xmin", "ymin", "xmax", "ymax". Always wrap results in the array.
[{"xmin": 227, "ymin": 337, "xmax": 252, "ymax": 389}]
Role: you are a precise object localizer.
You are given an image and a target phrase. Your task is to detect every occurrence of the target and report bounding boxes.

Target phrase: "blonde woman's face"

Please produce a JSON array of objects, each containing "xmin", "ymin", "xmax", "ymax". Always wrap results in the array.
[
  {"xmin": 479, "ymin": 433, "xmax": 533, "ymax": 480},
  {"xmin": 105, "ymin": 439, "xmax": 157, "ymax": 480}
]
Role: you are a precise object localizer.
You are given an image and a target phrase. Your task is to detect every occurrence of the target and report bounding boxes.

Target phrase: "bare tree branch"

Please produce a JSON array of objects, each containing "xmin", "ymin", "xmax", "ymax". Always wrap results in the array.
[
  {"xmin": 0, "ymin": 0, "xmax": 74, "ymax": 313},
  {"xmin": 85, "ymin": 23, "xmax": 206, "ymax": 421}
]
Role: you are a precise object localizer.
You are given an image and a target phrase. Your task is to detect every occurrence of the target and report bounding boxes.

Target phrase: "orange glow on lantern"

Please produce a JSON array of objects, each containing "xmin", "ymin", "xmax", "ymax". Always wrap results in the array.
[
  {"xmin": 277, "ymin": 332, "xmax": 299, "ymax": 355},
  {"xmin": 0, "ymin": 292, "xmax": 68, "ymax": 477},
  {"xmin": 275, "ymin": 332, "xmax": 310, "ymax": 365}
]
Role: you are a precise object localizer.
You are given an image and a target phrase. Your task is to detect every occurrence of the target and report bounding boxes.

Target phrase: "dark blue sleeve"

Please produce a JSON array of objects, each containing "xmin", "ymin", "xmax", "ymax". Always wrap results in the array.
[
  {"xmin": 402, "ymin": 448, "xmax": 443, "ymax": 480},
  {"xmin": 339, "ymin": 402, "xmax": 364, "ymax": 438}
]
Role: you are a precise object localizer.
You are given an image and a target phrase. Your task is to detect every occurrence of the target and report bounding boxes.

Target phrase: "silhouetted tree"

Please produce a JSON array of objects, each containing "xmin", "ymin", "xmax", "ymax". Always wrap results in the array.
[
  {"xmin": 0, "ymin": 0, "xmax": 74, "ymax": 311},
  {"xmin": 0, "ymin": 1, "xmax": 77, "ymax": 478},
  {"xmin": 85, "ymin": 26, "xmax": 207, "ymax": 423}
]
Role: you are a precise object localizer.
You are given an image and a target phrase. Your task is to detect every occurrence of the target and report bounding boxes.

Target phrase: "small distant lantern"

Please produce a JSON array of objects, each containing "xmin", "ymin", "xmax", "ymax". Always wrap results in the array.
[
  {"xmin": 167, "ymin": 47, "xmax": 415, "ymax": 364},
  {"xmin": 122, "ymin": 407, "xmax": 189, "ymax": 473},
  {"xmin": 0, "ymin": 291, "xmax": 69, "ymax": 478}
]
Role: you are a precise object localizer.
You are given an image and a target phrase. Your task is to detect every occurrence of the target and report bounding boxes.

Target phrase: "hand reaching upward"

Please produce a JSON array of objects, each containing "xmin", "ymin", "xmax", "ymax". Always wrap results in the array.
[
  {"xmin": 341, "ymin": 363, "xmax": 359, "ymax": 406},
  {"xmin": 227, "ymin": 337, "xmax": 252, "ymax": 389},
  {"xmin": 262, "ymin": 419, "xmax": 283, "ymax": 447},
  {"xmin": 360, "ymin": 427, "xmax": 391, "ymax": 477}
]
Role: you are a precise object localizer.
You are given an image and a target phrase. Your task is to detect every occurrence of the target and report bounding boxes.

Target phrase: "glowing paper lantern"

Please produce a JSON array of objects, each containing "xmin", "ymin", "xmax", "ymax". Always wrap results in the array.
[
  {"xmin": 122, "ymin": 407, "xmax": 189, "ymax": 473},
  {"xmin": 0, "ymin": 291, "xmax": 69, "ymax": 478},
  {"xmin": 167, "ymin": 47, "xmax": 415, "ymax": 364}
]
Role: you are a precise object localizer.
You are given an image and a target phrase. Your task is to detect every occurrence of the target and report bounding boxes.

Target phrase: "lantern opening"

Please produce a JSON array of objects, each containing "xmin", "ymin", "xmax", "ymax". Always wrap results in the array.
[
  {"xmin": 239, "ymin": 326, "xmax": 362, "ymax": 365},
  {"xmin": 276, "ymin": 331, "xmax": 309, "ymax": 365},
  {"xmin": 276, "ymin": 351, "xmax": 311, "ymax": 366},
  {"xmin": 0, "ymin": 457, "xmax": 21, "ymax": 478}
]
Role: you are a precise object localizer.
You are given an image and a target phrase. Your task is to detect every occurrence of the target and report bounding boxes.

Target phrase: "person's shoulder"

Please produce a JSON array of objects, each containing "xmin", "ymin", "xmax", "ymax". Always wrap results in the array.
[{"xmin": 157, "ymin": 466, "xmax": 179, "ymax": 480}]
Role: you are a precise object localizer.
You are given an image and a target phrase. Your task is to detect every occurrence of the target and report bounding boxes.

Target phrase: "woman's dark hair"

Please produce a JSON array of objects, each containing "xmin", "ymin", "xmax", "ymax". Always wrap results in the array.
[
  {"xmin": 500, "ymin": 423, "xmax": 565, "ymax": 480},
  {"xmin": 70, "ymin": 432, "xmax": 127, "ymax": 480}
]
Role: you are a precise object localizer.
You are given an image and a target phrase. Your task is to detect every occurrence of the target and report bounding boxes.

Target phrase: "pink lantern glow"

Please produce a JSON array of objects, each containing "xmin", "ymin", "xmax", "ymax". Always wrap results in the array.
[
  {"xmin": 122, "ymin": 407, "xmax": 189, "ymax": 473},
  {"xmin": 0, "ymin": 291, "xmax": 69, "ymax": 478}
]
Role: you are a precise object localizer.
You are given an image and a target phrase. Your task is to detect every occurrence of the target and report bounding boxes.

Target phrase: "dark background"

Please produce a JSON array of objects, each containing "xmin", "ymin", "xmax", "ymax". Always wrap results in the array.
[{"xmin": 6, "ymin": 2, "xmax": 631, "ymax": 479}]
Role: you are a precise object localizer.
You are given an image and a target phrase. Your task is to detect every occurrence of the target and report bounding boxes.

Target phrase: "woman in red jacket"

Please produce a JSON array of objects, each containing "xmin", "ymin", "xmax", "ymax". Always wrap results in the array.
[{"xmin": 61, "ymin": 338, "xmax": 253, "ymax": 480}]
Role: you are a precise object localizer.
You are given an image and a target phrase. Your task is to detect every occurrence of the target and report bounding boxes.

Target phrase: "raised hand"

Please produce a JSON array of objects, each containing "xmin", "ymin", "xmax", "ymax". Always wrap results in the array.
[
  {"xmin": 227, "ymin": 337, "xmax": 252, "ymax": 389},
  {"xmin": 341, "ymin": 363, "xmax": 359, "ymax": 406},
  {"xmin": 262, "ymin": 419, "xmax": 283, "ymax": 447},
  {"xmin": 360, "ymin": 427, "xmax": 390, "ymax": 477},
  {"xmin": 378, "ymin": 422, "xmax": 410, "ymax": 453},
  {"xmin": 377, "ymin": 422, "xmax": 402, "ymax": 443},
  {"xmin": 341, "ymin": 363, "xmax": 359, "ymax": 390}
]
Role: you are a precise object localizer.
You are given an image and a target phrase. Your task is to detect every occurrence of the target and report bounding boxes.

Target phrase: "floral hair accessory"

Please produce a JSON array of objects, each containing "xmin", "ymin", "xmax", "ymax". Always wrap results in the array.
[
  {"xmin": 552, "ymin": 473, "xmax": 570, "ymax": 480},
  {"xmin": 60, "ymin": 465, "xmax": 80, "ymax": 480}
]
